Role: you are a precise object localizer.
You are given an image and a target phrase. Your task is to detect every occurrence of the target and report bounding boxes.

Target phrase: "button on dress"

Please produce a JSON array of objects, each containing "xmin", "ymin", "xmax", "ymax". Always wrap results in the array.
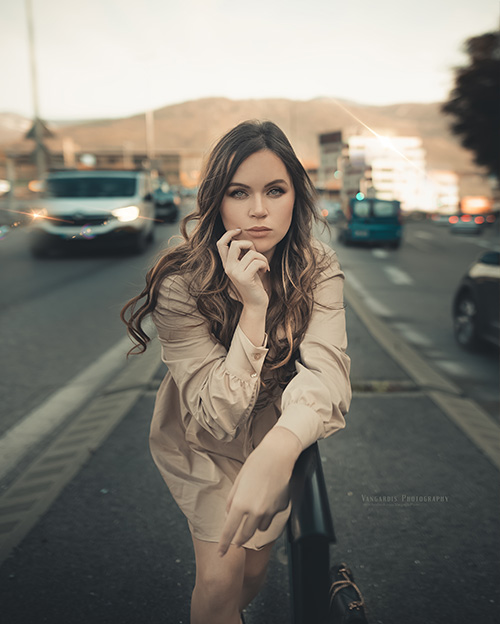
[{"xmin": 149, "ymin": 241, "xmax": 351, "ymax": 549}]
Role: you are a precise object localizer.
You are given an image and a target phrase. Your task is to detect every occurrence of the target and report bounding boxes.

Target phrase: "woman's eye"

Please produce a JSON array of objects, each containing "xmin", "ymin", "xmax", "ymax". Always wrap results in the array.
[
  {"xmin": 229, "ymin": 189, "xmax": 247, "ymax": 199},
  {"xmin": 268, "ymin": 187, "xmax": 284, "ymax": 197}
]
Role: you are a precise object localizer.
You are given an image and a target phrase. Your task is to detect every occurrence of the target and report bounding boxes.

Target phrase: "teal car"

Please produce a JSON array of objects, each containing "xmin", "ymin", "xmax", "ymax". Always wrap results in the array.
[{"xmin": 338, "ymin": 197, "xmax": 403, "ymax": 249}]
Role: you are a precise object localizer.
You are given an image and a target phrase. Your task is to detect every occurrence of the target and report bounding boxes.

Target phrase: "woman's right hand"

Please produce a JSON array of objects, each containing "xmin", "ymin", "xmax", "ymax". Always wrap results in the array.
[{"xmin": 216, "ymin": 229, "xmax": 270, "ymax": 309}]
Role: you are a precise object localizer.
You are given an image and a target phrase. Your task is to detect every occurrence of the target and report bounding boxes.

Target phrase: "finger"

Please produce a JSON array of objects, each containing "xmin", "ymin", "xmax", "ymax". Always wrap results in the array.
[
  {"xmin": 240, "ymin": 260, "xmax": 270, "ymax": 283},
  {"xmin": 233, "ymin": 513, "xmax": 260, "ymax": 548},
  {"xmin": 239, "ymin": 251, "xmax": 270, "ymax": 273},
  {"xmin": 258, "ymin": 515, "xmax": 273, "ymax": 532},
  {"xmin": 225, "ymin": 480, "xmax": 237, "ymax": 515},
  {"xmin": 226, "ymin": 239, "xmax": 255, "ymax": 265},
  {"xmin": 218, "ymin": 508, "xmax": 247, "ymax": 557},
  {"xmin": 216, "ymin": 229, "xmax": 241, "ymax": 264}
]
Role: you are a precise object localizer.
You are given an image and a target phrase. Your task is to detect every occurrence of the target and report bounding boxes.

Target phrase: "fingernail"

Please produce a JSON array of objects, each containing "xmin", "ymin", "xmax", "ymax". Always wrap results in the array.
[{"xmin": 235, "ymin": 228, "xmax": 241, "ymax": 232}]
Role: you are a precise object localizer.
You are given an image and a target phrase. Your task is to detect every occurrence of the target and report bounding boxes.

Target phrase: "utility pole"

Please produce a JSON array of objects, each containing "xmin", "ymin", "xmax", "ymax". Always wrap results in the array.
[
  {"xmin": 25, "ymin": 0, "xmax": 46, "ymax": 180},
  {"xmin": 145, "ymin": 109, "xmax": 155, "ymax": 167}
]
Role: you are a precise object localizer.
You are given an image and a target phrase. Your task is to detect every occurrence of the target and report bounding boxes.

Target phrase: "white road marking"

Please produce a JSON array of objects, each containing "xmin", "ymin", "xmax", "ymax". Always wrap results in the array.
[
  {"xmin": 435, "ymin": 359, "xmax": 469, "ymax": 377},
  {"xmin": 345, "ymin": 272, "xmax": 393, "ymax": 317},
  {"xmin": 365, "ymin": 296, "xmax": 393, "ymax": 317},
  {"xmin": 372, "ymin": 249, "xmax": 389, "ymax": 259},
  {"xmin": 393, "ymin": 323, "xmax": 432, "ymax": 347},
  {"xmin": 384, "ymin": 266, "xmax": 414, "ymax": 286},
  {"xmin": 0, "ymin": 326, "xmax": 152, "ymax": 482},
  {"xmin": 414, "ymin": 230, "xmax": 434, "ymax": 240},
  {"xmin": 345, "ymin": 272, "xmax": 364, "ymax": 293}
]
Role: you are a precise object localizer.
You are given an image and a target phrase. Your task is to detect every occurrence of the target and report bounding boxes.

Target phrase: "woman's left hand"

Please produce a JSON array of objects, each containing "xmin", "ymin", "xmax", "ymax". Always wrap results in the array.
[{"xmin": 218, "ymin": 427, "xmax": 302, "ymax": 556}]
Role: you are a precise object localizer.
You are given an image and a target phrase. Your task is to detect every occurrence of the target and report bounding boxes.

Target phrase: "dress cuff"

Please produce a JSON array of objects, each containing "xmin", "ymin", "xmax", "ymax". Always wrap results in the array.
[
  {"xmin": 224, "ymin": 325, "xmax": 269, "ymax": 381},
  {"xmin": 274, "ymin": 403, "xmax": 324, "ymax": 451}
]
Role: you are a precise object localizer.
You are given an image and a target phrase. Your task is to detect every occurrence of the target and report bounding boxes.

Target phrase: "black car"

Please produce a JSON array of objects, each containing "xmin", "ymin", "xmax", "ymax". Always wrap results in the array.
[
  {"xmin": 153, "ymin": 182, "xmax": 180, "ymax": 223},
  {"xmin": 452, "ymin": 251, "xmax": 500, "ymax": 350}
]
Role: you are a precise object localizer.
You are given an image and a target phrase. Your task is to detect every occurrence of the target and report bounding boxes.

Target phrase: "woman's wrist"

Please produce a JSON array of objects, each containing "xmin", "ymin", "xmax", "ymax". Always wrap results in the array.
[
  {"xmin": 239, "ymin": 303, "xmax": 267, "ymax": 347},
  {"xmin": 256, "ymin": 427, "xmax": 303, "ymax": 474}
]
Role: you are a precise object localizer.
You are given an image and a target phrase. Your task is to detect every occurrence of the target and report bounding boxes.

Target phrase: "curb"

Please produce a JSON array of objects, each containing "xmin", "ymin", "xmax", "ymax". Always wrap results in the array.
[{"xmin": 344, "ymin": 281, "xmax": 500, "ymax": 471}]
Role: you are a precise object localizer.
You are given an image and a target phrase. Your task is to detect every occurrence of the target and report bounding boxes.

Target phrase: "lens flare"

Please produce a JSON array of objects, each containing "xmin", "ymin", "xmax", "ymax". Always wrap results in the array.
[
  {"xmin": 330, "ymin": 98, "xmax": 427, "ymax": 176},
  {"xmin": 80, "ymin": 225, "xmax": 95, "ymax": 239}
]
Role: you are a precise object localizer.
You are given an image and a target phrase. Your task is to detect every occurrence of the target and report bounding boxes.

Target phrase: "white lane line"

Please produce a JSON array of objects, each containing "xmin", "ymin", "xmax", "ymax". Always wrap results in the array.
[
  {"xmin": 0, "ymin": 338, "xmax": 162, "ymax": 564},
  {"xmin": 345, "ymin": 272, "xmax": 393, "ymax": 318},
  {"xmin": 435, "ymin": 359, "xmax": 470, "ymax": 377},
  {"xmin": 393, "ymin": 323, "xmax": 432, "ymax": 347},
  {"xmin": 0, "ymin": 331, "xmax": 146, "ymax": 482},
  {"xmin": 372, "ymin": 249, "xmax": 389, "ymax": 259},
  {"xmin": 414, "ymin": 230, "xmax": 434, "ymax": 240},
  {"xmin": 384, "ymin": 266, "xmax": 414, "ymax": 286}
]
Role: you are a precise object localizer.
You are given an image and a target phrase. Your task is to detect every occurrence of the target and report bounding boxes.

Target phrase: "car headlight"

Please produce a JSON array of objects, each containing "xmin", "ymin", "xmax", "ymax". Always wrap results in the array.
[
  {"xmin": 111, "ymin": 206, "xmax": 140, "ymax": 222},
  {"xmin": 31, "ymin": 207, "xmax": 48, "ymax": 220}
]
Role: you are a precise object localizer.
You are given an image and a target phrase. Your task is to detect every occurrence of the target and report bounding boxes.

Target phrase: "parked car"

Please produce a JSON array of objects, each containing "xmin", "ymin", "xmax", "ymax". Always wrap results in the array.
[
  {"xmin": 153, "ymin": 181, "xmax": 180, "ymax": 223},
  {"xmin": 449, "ymin": 214, "xmax": 485, "ymax": 235},
  {"xmin": 337, "ymin": 197, "xmax": 403, "ymax": 248},
  {"xmin": 319, "ymin": 199, "xmax": 343, "ymax": 223},
  {"xmin": 452, "ymin": 251, "xmax": 500, "ymax": 350},
  {"xmin": 29, "ymin": 169, "xmax": 155, "ymax": 256},
  {"xmin": 430, "ymin": 213, "xmax": 454, "ymax": 226}
]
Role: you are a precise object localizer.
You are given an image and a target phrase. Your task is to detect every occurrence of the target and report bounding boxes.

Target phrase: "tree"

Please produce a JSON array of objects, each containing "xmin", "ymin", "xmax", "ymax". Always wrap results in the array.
[{"xmin": 442, "ymin": 31, "xmax": 500, "ymax": 179}]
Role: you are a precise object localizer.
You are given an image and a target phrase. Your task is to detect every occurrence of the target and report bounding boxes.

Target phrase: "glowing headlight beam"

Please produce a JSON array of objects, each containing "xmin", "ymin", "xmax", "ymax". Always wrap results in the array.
[
  {"xmin": 0, "ymin": 207, "xmax": 74, "ymax": 224},
  {"xmin": 330, "ymin": 98, "xmax": 427, "ymax": 176}
]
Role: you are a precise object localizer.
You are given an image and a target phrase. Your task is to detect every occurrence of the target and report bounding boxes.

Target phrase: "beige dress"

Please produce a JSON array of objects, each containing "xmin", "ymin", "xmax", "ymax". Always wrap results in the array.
[{"xmin": 149, "ymin": 241, "xmax": 351, "ymax": 549}]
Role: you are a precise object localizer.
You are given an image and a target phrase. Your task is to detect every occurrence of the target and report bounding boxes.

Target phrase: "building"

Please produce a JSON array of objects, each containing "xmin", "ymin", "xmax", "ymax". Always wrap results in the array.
[
  {"xmin": 0, "ymin": 122, "xmax": 205, "ymax": 198},
  {"xmin": 317, "ymin": 130, "xmax": 451, "ymax": 213}
]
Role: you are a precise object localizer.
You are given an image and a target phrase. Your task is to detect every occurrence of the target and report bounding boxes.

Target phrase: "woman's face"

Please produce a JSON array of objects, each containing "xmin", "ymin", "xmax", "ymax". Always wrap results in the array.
[{"xmin": 220, "ymin": 149, "xmax": 295, "ymax": 261}]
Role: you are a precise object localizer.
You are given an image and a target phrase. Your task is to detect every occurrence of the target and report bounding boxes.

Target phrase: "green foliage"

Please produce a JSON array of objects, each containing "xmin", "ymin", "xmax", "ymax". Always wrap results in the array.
[{"xmin": 442, "ymin": 31, "xmax": 500, "ymax": 178}]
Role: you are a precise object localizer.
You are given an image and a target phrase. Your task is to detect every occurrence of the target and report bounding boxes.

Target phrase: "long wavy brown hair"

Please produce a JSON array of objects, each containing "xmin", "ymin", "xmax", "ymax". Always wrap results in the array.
[{"xmin": 121, "ymin": 120, "xmax": 331, "ymax": 393}]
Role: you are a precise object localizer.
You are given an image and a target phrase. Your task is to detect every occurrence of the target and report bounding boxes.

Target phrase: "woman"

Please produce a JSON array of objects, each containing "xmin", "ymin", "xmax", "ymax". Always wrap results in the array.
[{"xmin": 121, "ymin": 120, "xmax": 351, "ymax": 624}]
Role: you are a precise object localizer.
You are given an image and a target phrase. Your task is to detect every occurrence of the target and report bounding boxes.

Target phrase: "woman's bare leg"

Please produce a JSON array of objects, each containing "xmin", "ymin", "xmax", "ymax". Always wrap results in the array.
[
  {"xmin": 190, "ymin": 537, "xmax": 245, "ymax": 624},
  {"xmin": 239, "ymin": 542, "xmax": 274, "ymax": 611}
]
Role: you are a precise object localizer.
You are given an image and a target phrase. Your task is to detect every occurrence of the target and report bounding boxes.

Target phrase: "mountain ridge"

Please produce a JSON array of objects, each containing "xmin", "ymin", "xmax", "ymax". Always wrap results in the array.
[{"xmin": 0, "ymin": 97, "xmax": 488, "ymax": 195}]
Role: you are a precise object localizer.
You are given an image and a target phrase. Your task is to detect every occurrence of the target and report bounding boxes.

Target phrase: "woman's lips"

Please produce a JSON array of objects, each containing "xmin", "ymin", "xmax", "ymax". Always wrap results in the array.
[{"xmin": 246, "ymin": 227, "xmax": 272, "ymax": 238}]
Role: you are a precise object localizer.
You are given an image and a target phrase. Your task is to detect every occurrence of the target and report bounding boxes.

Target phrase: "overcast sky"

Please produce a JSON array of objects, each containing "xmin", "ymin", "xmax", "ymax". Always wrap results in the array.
[{"xmin": 1, "ymin": 0, "xmax": 498, "ymax": 120}]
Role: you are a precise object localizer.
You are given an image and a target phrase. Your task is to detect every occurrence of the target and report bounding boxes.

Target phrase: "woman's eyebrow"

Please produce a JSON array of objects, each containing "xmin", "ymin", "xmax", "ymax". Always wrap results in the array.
[
  {"xmin": 227, "ymin": 182, "xmax": 250, "ymax": 188},
  {"xmin": 264, "ymin": 179, "xmax": 288, "ymax": 188},
  {"xmin": 227, "ymin": 179, "xmax": 289, "ymax": 189}
]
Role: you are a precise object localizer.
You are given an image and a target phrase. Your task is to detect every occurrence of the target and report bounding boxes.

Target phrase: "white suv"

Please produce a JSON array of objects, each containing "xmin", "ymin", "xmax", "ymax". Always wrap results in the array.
[{"xmin": 29, "ymin": 169, "xmax": 155, "ymax": 257}]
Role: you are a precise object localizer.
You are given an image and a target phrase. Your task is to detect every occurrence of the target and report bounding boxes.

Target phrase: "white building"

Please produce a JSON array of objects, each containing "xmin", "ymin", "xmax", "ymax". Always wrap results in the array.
[
  {"xmin": 318, "ymin": 131, "xmax": 458, "ymax": 213},
  {"xmin": 344, "ymin": 134, "xmax": 427, "ymax": 212}
]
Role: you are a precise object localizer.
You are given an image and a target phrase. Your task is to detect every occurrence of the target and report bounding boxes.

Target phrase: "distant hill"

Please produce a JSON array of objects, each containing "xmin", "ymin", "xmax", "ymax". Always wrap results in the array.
[{"xmin": 0, "ymin": 97, "xmax": 489, "ymax": 194}]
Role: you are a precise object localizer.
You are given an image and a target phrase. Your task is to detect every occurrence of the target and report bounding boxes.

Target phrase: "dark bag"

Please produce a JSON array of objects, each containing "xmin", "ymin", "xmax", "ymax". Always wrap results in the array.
[{"xmin": 329, "ymin": 562, "xmax": 368, "ymax": 623}]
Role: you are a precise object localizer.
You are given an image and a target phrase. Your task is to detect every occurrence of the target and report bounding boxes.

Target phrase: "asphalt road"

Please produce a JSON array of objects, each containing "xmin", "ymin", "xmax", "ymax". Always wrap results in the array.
[
  {"xmin": 322, "ymin": 218, "xmax": 499, "ymax": 419},
  {"xmin": 0, "ymin": 206, "xmax": 191, "ymax": 436},
  {"xmin": 0, "ymin": 281, "xmax": 498, "ymax": 624}
]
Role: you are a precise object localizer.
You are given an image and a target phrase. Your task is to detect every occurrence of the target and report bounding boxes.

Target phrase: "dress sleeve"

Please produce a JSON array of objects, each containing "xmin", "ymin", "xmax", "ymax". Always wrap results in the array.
[
  {"xmin": 152, "ymin": 274, "xmax": 268, "ymax": 442},
  {"xmin": 274, "ymin": 245, "xmax": 351, "ymax": 450}
]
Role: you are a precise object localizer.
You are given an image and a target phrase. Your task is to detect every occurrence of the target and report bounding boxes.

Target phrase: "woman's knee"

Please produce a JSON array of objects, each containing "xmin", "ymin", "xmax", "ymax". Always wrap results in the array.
[
  {"xmin": 243, "ymin": 543, "xmax": 273, "ymax": 585},
  {"xmin": 193, "ymin": 539, "xmax": 245, "ymax": 604},
  {"xmin": 196, "ymin": 565, "xmax": 242, "ymax": 603}
]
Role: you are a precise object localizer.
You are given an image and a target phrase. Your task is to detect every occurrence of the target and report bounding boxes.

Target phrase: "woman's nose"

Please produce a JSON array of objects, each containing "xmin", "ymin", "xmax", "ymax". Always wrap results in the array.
[{"xmin": 249, "ymin": 194, "xmax": 268, "ymax": 217}]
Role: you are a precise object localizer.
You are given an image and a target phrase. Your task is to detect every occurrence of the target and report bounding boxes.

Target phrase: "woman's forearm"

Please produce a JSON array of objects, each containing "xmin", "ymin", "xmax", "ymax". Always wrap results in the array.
[{"xmin": 239, "ymin": 303, "xmax": 268, "ymax": 348}]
